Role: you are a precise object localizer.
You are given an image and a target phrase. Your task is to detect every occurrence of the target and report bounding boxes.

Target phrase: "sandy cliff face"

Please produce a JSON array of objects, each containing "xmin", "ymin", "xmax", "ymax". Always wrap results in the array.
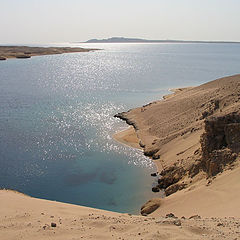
[{"xmin": 201, "ymin": 113, "xmax": 240, "ymax": 177}]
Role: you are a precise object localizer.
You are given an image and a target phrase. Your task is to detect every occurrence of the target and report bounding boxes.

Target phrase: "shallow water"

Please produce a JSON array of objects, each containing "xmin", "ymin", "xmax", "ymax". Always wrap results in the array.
[{"xmin": 0, "ymin": 43, "xmax": 240, "ymax": 213}]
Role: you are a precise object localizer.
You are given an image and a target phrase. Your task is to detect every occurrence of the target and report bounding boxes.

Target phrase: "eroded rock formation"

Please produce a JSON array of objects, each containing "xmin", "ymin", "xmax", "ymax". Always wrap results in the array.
[
  {"xmin": 153, "ymin": 113, "xmax": 240, "ymax": 196},
  {"xmin": 200, "ymin": 113, "xmax": 240, "ymax": 177}
]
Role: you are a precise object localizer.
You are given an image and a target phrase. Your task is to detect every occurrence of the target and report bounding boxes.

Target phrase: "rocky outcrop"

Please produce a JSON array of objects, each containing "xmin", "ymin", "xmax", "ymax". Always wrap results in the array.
[
  {"xmin": 151, "ymin": 165, "xmax": 187, "ymax": 195},
  {"xmin": 157, "ymin": 114, "xmax": 240, "ymax": 194},
  {"xmin": 150, "ymin": 113, "xmax": 240, "ymax": 196},
  {"xmin": 165, "ymin": 183, "xmax": 187, "ymax": 196},
  {"xmin": 152, "ymin": 187, "xmax": 160, "ymax": 192},
  {"xmin": 114, "ymin": 112, "xmax": 139, "ymax": 130},
  {"xmin": 200, "ymin": 113, "xmax": 240, "ymax": 177},
  {"xmin": 199, "ymin": 99, "xmax": 220, "ymax": 120},
  {"xmin": 140, "ymin": 198, "xmax": 161, "ymax": 215}
]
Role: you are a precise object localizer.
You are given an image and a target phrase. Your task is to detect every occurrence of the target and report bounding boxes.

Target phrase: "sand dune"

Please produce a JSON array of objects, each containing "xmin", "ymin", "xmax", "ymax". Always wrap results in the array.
[{"xmin": 1, "ymin": 190, "xmax": 239, "ymax": 240}]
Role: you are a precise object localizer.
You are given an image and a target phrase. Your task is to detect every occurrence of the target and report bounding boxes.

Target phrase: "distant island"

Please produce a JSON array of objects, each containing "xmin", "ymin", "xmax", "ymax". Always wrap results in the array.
[{"xmin": 84, "ymin": 37, "xmax": 240, "ymax": 44}]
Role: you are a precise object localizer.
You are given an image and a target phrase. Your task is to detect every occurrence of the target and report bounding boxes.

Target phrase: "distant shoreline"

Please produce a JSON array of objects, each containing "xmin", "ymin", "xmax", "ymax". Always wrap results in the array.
[
  {"xmin": 82, "ymin": 37, "xmax": 240, "ymax": 44},
  {"xmin": 0, "ymin": 46, "xmax": 100, "ymax": 60}
]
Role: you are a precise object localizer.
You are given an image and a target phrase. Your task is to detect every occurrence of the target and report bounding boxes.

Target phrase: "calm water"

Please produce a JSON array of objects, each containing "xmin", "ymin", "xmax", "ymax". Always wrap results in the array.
[{"xmin": 0, "ymin": 43, "xmax": 240, "ymax": 213}]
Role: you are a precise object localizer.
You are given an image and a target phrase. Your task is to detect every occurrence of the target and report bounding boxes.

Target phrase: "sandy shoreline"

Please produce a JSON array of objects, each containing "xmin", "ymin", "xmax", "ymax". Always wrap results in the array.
[
  {"xmin": 113, "ymin": 126, "xmax": 141, "ymax": 149},
  {"xmin": 113, "ymin": 87, "xmax": 193, "ymax": 172},
  {"xmin": 0, "ymin": 46, "xmax": 99, "ymax": 60}
]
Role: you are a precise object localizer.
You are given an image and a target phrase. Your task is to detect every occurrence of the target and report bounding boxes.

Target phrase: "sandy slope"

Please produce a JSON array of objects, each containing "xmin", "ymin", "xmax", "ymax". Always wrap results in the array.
[
  {"xmin": 1, "ymin": 190, "xmax": 240, "ymax": 240},
  {"xmin": 117, "ymin": 74, "xmax": 240, "ymax": 164},
  {"xmin": 114, "ymin": 74, "xmax": 240, "ymax": 219},
  {"xmin": 152, "ymin": 165, "xmax": 240, "ymax": 218}
]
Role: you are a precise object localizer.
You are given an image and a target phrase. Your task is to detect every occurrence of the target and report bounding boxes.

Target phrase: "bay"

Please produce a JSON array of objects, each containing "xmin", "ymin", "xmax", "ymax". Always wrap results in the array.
[{"xmin": 0, "ymin": 43, "xmax": 240, "ymax": 213}]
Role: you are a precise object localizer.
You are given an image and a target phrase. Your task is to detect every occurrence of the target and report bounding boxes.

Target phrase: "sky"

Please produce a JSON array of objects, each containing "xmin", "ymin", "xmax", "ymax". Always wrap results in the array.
[{"xmin": 1, "ymin": 0, "xmax": 240, "ymax": 44}]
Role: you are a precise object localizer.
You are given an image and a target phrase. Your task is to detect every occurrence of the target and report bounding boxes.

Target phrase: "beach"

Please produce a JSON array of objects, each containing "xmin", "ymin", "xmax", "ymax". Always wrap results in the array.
[{"xmin": 113, "ymin": 126, "xmax": 141, "ymax": 149}]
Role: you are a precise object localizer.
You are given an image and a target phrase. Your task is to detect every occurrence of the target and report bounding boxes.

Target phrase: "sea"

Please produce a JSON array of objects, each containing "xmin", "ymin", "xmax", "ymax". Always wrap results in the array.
[{"xmin": 1, "ymin": 43, "xmax": 240, "ymax": 213}]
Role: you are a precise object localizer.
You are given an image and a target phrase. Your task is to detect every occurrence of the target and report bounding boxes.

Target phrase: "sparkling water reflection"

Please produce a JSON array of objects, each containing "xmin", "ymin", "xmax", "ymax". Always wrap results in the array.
[{"xmin": 1, "ymin": 43, "xmax": 240, "ymax": 213}]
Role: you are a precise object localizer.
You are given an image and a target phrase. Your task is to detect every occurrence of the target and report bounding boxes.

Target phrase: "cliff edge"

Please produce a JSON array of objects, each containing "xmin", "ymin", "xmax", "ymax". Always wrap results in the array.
[{"xmin": 115, "ymin": 74, "xmax": 240, "ymax": 216}]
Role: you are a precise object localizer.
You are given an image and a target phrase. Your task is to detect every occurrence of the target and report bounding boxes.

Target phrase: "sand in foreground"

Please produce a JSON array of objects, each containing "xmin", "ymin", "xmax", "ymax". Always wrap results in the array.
[{"xmin": 1, "ymin": 190, "xmax": 239, "ymax": 240}]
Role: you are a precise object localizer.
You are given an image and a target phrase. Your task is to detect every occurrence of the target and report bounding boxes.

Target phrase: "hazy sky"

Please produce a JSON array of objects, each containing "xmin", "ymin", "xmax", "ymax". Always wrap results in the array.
[{"xmin": 1, "ymin": 0, "xmax": 240, "ymax": 44}]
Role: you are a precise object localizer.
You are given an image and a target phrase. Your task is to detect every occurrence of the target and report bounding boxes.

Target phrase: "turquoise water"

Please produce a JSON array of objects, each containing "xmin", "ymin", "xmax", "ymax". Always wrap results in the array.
[{"xmin": 0, "ymin": 43, "xmax": 240, "ymax": 213}]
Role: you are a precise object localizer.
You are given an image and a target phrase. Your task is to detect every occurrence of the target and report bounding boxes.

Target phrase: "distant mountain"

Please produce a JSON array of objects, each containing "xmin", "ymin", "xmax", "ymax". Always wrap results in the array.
[
  {"xmin": 85, "ymin": 37, "xmax": 184, "ymax": 43},
  {"xmin": 83, "ymin": 37, "xmax": 240, "ymax": 44}
]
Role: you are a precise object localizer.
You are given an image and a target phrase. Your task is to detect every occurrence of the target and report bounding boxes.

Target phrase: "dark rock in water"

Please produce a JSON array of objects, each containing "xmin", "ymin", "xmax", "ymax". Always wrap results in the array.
[
  {"xmin": 51, "ymin": 222, "xmax": 57, "ymax": 227},
  {"xmin": 152, "ymin": 154, "xmax": 160, "ymax": 159},
  {"xmin": 152, "ymin": 187, "xmax": 160, "ymax": 192},
  {"xmin": 16, "ymin": 55, "xmax": 31, "ymax": 59},
  {"xmin": 151, "ymin": 172, "xmax": 158, "ymax": 177},
  {"xmin": 0, "ymin": 56, "xmax": 6, "ymax": 60}
]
